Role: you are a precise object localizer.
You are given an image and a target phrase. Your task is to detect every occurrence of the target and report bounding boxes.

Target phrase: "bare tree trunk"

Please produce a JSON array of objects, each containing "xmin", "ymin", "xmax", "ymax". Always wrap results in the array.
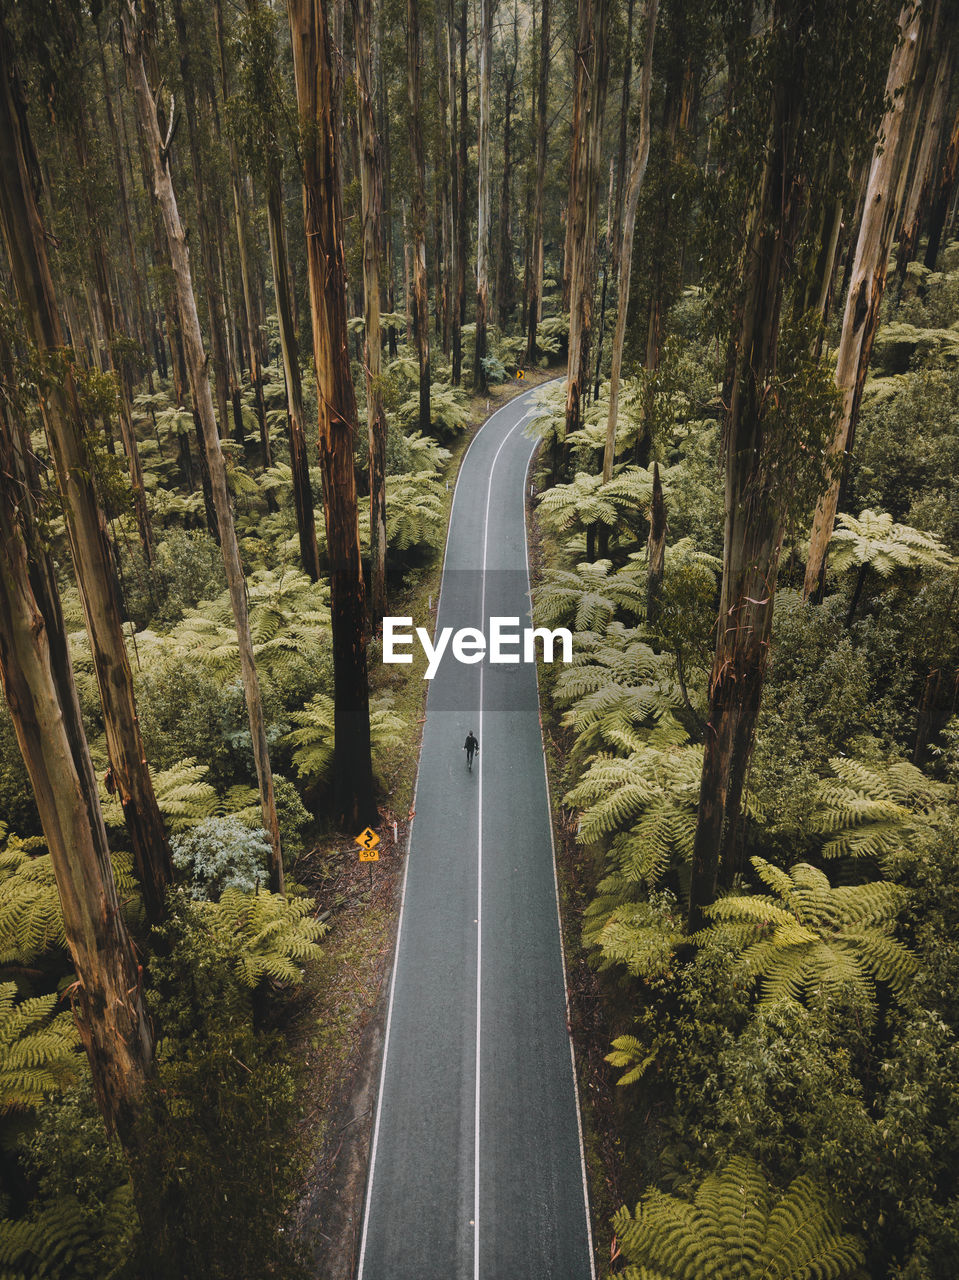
[
  {"xmin": 804, "ymin": 3, "xmax": 928, "ymax": 602},
  {"xmin": 896, "ymin": 35, "xmax": 953, "ymax": 293},
  {"xmin": 435, "ymin": 10, "xmax": 453, "ymax": 356},
  {"xmin": 646, "ymin": 460, "xmax": 666, "ymax": 623},
  {"xmin": 0, "ymin": 39, "xmax": 173, "ymax": 925},
  {"xmin": 122, "ymin": 1, "xmax": 283, "ymax": 891},
  {"xmin": 603, "ymin": 0, "xmax": 658, "ymax": 482},
  {"xmin": 452, "ymin": 0, "xmax": 469, "ymax": 385},
  {"xmin": 688, "ymin": 3, "xmax": 808, "ymax": 932},
  {"xmin": 353, "ymin": 0, "xmax": 389, "ymax": 625},
  {"xmin": 213, "ymin": 0, "xmax": 271, "ymax": 465},
  {"xmin": 267, "ymin": 174, "xmax": 322, "ymax": 582},
  {"xmin": 564, "ymin": 0, "xmax": 610, "ymax": 444},
  {"xmin": 495, "ymin": 16, "xmax": 517, "ymax": 327},
  {"xmin": 287, "ymin": 0, "xmax": 377, "ymax": 830},
  {"xmin": 525, "ymin": 0, "xmax": 551, "ymax": 365},
  {"xmin": 924, "ymin": 109, "xmax": 959, "ymax": 270},
  {"xmin": 611, "ymin": 0, "xmax": 635, "ymax": 276},
  {"xmin": 407, "ymin": 0, "xmax": 431, "ymax": 432},
  {"xmin": 474, "ymin": 0, "xmax": 495, "ymax": 393}
]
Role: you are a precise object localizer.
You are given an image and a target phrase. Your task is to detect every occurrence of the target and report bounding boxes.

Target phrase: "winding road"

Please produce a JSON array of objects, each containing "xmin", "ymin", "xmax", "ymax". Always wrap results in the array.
[{"xmin": 357, "ymin": 384, "xmax": 595, "ymax": 1280}]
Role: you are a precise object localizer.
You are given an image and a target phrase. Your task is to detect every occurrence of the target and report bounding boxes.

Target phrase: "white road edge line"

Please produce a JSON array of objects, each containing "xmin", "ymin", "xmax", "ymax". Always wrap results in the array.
[
  {"xmin": 522, "ymin": 424, "xmax": 598, "ymax": 1280},
  {"xmin": 356, "ymin": 384, "xmax": 539, "ymax": 1280}
]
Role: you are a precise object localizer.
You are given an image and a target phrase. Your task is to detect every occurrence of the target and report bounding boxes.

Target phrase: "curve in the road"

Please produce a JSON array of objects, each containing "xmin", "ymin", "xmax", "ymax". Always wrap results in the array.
[{"xmin": 357, "ymin": 384, "xmax": 595, "ymax": 1280}]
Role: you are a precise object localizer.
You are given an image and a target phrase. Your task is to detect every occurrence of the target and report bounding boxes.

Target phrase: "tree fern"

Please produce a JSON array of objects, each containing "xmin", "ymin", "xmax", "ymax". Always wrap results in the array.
[
  {"xmin": 533, "ymin": 560, "xmax": 646, "ymax": 632},
  {"xmin": 612, "ymin": 1156, "xmax": 864, "ymax": 1279},
  {"xmin": 0, "ymin": 983, "xmax": 81, "ymax": 1114},
  {"xmin": 384, "ymin": 471, "xmax": 447, "ymax": 551},
  {"xmin": 283, "ymin": 694, "xmax": 405, "ymax": 786},
  {"xmin": 703, "ymin": 857, "xmax": 917, "ymax": 1009},
  {"xmin": 99, "ymin": 758, "xmax": 259, "ymax": 834},
  {"xmin": 198, "ymin": 888, "xmax": 326, "ymax": 987},
  {"xmin": 0, "ymin": 832, "xmax": 64, "ymax": 964},
  {"xmin": 809, "ymin": 755, "xmax": 947, "ymax": 863},
  {"xmin": 829, "ymin": 509, "xmax": 954, "ymax": 577}
]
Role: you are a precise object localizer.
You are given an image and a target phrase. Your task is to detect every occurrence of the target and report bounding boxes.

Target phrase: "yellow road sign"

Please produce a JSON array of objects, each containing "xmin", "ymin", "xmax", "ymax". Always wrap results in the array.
[
  {"xmin": 516, "ymin": 369, "xmax": 526, "ymax": 380},
  {"xmin": 356, "ymin": 827, "xmax": 380, "ymax": 861}
]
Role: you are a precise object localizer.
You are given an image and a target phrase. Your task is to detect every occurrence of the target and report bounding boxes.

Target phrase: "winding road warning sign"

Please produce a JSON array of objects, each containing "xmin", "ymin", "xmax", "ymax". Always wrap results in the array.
[{"xmin": 356, "ymin": 827, "xmax": 380, "ymax": 862}]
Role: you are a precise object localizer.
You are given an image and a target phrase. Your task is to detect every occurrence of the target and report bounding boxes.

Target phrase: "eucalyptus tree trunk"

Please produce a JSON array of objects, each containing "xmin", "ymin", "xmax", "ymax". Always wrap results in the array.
[
  {"xmin": 0, "ymin": 374, "xmax": 152, "ymax": 1132},
  {"xmin": 525, "ymin": 0, "xmax": 551, "ymax": 365},
  {"xmin": 0, "ymin": 42, "xmax": 173, "ymax": 925},
  {"xmin": 564, "ymin": 0, "xmax": 610, "ymax": 443},
  {"xmin": 804, "ymin": 3, "xmax": 928, "ymax": 602},
  {"xmin": 170, "ymin": 0, "xmax": 232, "ymax": 445},
  {"xmin": 353, "ymin": 0, "xmax": 389, "ymax": 624},
  {"xmin": 474, "ymin": 0, "xmax": 495, "ymax": 393},
  {"xmin": 896, "ymin": 35, "xmax": 953, "ymax": 291},
  {"xmin": 407, "ymin": 0, "xmax": 431, "ymax": 433},
  {"xmin": 435, "ymin": 11, "xmax": 453, "ymax": 355},
  {"xmin": 452, "ymin": 0, "xmax": 469, "ymax": 385},
  {"xmin": 688, "ymin": 4, "xmax": 809, "ymax": 933},
  {"xmin": 603, "ymin": 0, "xmax": 658, "ymax": 483},
  {"xmin": 122, "ymin": 1, "xmax": 284, "ymax": 891},
  {"xmin": 495, "ymin": 21, "xmax": 517, "ymax": 326},
  {"xmin": 267, "ymin": 173, "xmax": 322, "ymax": 582},
  {"xmin": 646, "ymin": 460, "xmax": 666, "ymax": 623},
  {"xmin": 213, "ymin": 0, "xmax": 270, "ymax": 464},
  {"xmin": 924, "ymin": 101, "xmax": 959, "ymax": 269},
  {"xmin": 611, "ymin": 0, "xmax": 636, "ymax": 276},
  {"xmin": 287, "ymin": 0, "xmax": 377, "ymax": 830}
]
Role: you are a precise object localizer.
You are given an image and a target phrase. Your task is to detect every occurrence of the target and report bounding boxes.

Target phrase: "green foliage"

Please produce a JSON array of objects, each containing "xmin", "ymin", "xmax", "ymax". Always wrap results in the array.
[
  {"xmin": 282, "ymin": 693, "xmax": 405, "ymax": 788},
  {"xmin": 0, "ymin": 832, "xmax": 63, "ymax": 964},
  {"xmin": 533, "ymin": 560, "xmax": 646, "ymax": 632},
  {"xmin": 170, "ymin": 817, "xmax": 273, "ymax": 900},
  {"xmin": 194, "ymin": 887, "xmax": 326, "ymax": 988},
  {"xmin": 0, "ymin": 984, "xmax": 80, "ymax": 1116},
  {"xmin": 704, "ymin": 857, "xmax": 916, "ymax": 1010},
  {"xmin": 612, "ymin": 1156, "xmax": 864, "ymax": 1280},
  {"xmin": 828, "ymin": 509, "xmax": 955, "ymax": 578},
  {"xmin": 535, "ymin": 467, "xmax": 655, "ymax": 542},
  {"xmin": 100, "ymin": 756, "xmax": 258, "ymax": 834},
  {"xmin": 139, "ymin": 905, "xmax": 309, "ymax": 1277},
  {"xmin": 383, "ymin": 471, "xmax": 446, "ymax": 551},
  {"xmin": 809, "ymin": 754, "xmax": 948, "ymax": 864}
]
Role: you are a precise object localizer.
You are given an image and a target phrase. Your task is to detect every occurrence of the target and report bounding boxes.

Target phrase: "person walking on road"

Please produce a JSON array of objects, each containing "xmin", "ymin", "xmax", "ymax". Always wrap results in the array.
[{"xmin": 464, "ymin": 730, "xmax": 479, "ymax": 771}]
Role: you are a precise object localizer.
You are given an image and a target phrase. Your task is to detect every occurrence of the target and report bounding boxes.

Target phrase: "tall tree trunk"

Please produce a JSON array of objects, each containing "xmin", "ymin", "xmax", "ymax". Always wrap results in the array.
[
  {"xmin": 267, "ymin": 174, "xmax": 322, "ymax": 582},
  {"xmin": 924, "ymin": 104, "xmax": 959, "ymax": 269},
  {"xmin": 379, "ymin": 41, "xmax": 398, "ymax": 358},
  {"xmin": 353, "ymin": 0, "xmax": 389, "ymax": 625},
  {"xmin": 495, "ymin": 23, "xmax": 517, "ymax": 327},
  {"xmin": 170, "ymin": 0, "xmax": 233, "ymax": 445},
  {"xmin": 564, "ymin": 0, "xmax": 610, "ymax": 445},
  {"xmin": 435, "ymin": 10, "xmax": 453, "ymax": 355},
  {"xmin": 452, "ymin": 0, "xmax": 469, "ymax": 385},
  {"xmin": 213, "ymin": 0, "xmax": 271, "ymax": 465},
  {"xmin": 525, "ymin": 0, "xmax": 551, "ymax": 365},
  {"xmin": 0, "ymin": 412, "xmax": 177, "ymax": 1263},
  {"xmin": 407, "ymin": 0, "xmax": 431, "ymax": 432},
  {"xmin": 896, "ymin": 35, "xmax": 953, "ymax": 293},
  {"xmin": 646, "ymin": 459, "xmax": 666, "ymax": 623},
  {"xmin": 687, "ymin": 3, "xmax": 809, "ymax": 933},
  {"xmin": 611, "ymin": 0, "xmax": 636, "ymax": 276},
  {"xmin": 603, "ymin": 0, "xmax": 658, "ymax": 482},
  {"xmin": 0, "ymin": 37, "xmax": 173, "ymax": 925},
  {"xmin": 804, "ymin": 3, "xmax": 928, "ymax": 602},
  {"xmin": 122, "ymin": 1, "xmax": 283, "ymax": 891},
  {"xmin": 474, "ymin": 0, "xmax": 495, "ymax": 393},
  {"xmin": 287, "ymin": 0, "xmax": 377, "ymax": 829}
]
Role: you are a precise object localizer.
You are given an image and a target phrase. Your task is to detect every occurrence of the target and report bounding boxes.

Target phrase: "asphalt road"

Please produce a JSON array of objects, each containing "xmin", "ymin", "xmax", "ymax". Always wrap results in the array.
[{"xmin": 357, "ymin": 385, "xmax": 595, "ymax": 1280}]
